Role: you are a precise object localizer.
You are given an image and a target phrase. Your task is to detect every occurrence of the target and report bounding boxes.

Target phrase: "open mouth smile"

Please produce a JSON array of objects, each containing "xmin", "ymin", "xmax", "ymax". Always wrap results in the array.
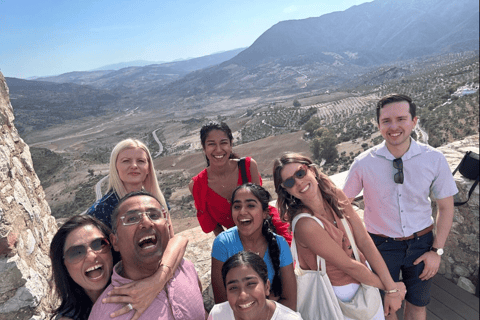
[
  {"xmin": 85, "ymin": 264, "xmax": 105, "ymax": 280},
  {"xmin": 238, "ymin": 218, "xmax": 253, "ymax": 227},
  {"xmin": 138, "ymin": 234, "xmax": 158, "ymax": 249},
  {"xmin": 238, "ymin": 301, "xmax": 255, "ymax": 309},
  {"xmin": 300, "ymin": 183, "xmax": 310, "ymax": 193}
]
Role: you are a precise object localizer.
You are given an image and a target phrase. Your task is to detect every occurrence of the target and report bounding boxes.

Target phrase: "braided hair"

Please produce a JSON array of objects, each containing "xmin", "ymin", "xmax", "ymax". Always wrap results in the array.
[{"xmin": 231, "ymin": 183, "xmax": 282, "ymax": 297}]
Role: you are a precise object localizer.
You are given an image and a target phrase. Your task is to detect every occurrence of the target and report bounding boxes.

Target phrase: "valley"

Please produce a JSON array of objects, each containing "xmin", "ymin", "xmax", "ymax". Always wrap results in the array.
[
  {"xmin": 23, "ymin": 52, "xmax": 479, "ymax": 232},
  {"xmin": 5, "ymin": 0, "xmax": 478, "ymax": 232}
]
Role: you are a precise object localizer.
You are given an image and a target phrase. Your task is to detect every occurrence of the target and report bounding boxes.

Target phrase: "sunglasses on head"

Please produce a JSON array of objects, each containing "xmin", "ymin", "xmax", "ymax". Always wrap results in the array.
[
  {"xmin": 63, "ymin": 237, "xmax": 110, "ymax": 264},
  {"xmin": 281, "ymin": 165, "xmax": 308, "ymax": 189},
  {"xmin": 393, "ymin": 158, "xmax": 404, "ymax": 184}
]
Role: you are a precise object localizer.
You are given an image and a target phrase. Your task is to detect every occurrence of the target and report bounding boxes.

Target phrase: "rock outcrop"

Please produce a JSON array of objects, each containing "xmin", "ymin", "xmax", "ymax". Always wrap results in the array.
[
  {"xmin": 0, "ymin": 72, "xmax": 58, "ymax": 319},
  {"xmin": 436, "ymin": 135, "xmax": 479, "ymax": 294}
]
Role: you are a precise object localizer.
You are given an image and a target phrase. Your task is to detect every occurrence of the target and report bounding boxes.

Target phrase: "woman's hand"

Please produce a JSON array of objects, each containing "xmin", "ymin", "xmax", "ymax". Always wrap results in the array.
[
  {"xmin": 103, "ymin": 273, "xmax": 163, "ymax": 320},
  {"xmin": 395, "ymin": 281, "xmax": 407, "ymax": 300},
  {"xmin": 383, "ymin": 282, "xmax": 406, "ymax": 317}
]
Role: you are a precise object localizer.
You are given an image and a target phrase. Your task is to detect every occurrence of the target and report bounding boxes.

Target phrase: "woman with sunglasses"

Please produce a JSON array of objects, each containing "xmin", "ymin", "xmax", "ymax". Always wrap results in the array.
[
  {"xmin": 85, "ymin": 138, "xmax": 188, "ymax": 319},
  {"xmin": 50, "ymin": 215, "xmax": 114, "ymax": 320},
  {"xmin": 273, "ymin": 153, "xmax": 406, "ymax": 319},
  {"xmin": 211, "ymin": 184, "xmax": 296, "ymax": 311},
  {"xmin": 189, "ymin": 121, "xmax": 292, "ymax": 243}
]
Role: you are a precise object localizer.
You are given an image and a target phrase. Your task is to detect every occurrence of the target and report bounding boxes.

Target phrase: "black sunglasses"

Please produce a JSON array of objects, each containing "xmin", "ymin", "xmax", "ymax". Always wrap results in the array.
[
  {"xmin": 282, "ymin": 165, "xmax": 307, "ymax": 189},
  {"xmin": 393, "ymin": 158, "xmax": 404, "ymax": 184},
  {"xmin": 63, "ymin": 237, "xmax": 110, "ymax": 264}
]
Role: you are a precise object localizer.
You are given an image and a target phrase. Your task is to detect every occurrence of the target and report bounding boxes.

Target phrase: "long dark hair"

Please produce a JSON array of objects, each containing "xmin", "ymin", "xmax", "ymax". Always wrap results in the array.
[
  {"xmin": 273, "ymin": 152, "xmax": 345, "ymax": 224},
  {"xmin": 222, "ymin": 251, "xmax": 269, "ymax": 288},
  {"xmin": 50, "ymin": 215, "xmax": 112, "ymax": 320},
  {"xmin": 200, "ymin": 121, "xmax": 239, "ymax": 166},
  {"xmin": 231, "ymin": 183, "xmax": 282, "ymax": 297}
]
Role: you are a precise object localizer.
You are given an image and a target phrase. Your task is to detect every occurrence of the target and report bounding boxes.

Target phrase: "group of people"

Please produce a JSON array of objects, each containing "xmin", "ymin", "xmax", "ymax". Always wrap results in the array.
[{"xmin": 48, "ymin": 93, "xmax": 457, "ymax": 320}]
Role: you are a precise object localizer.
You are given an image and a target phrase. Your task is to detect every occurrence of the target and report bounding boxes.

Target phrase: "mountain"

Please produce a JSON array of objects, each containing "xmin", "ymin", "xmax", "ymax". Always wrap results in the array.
[
  {"xmin": 92, "ymin": 60, "xmax": 167, "ymax": 71},
  {"xmin": 232, "ymin": 0, "xmax": 479, "ymax": 67},
  {"xmin": 139, "ymin": 0, "xmax": 478, "ymax": 108},
  {"xmin": 6, "ymin": 77, "xmax": 119, "ymax": 133},
  {"xmin": 37, "ymin": 47, "xmax": 246, "ymax": 92},
  {"xmin": 10, "ymin": 0, "xmax": 479, "ymax": 130}
]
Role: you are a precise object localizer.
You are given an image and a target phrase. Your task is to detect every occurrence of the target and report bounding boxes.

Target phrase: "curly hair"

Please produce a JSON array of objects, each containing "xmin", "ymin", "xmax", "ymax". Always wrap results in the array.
[
  {"xmin": 230, "ymin": 183, "xmax": 282, "ymax": 297},
  {"xmin": 273, "ymin": 152, "xmax": 345, "ymax": 224}
]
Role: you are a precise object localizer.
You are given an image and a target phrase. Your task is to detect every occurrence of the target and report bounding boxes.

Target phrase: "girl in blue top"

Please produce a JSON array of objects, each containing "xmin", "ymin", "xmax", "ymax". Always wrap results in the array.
[{"xmin": 211, "ymin": 183, "xmax": 297, "ymax": 311}]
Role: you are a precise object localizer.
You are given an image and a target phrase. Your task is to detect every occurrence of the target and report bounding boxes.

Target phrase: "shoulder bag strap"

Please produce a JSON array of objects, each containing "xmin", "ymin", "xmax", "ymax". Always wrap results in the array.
[
  {"xmin": 291, "ymin": 213, "xmax": 325, "ymax": 274},
  {"xmin": 454, "ymin": 177, "xmax": 479, "ymax": 206},
  {"xmin": 340, "ymin": 218, "xmax": 361, "ymax": 262},
  {"xmin": 238, "ymin": 157, "xmax": 248, "ymax": 185}
]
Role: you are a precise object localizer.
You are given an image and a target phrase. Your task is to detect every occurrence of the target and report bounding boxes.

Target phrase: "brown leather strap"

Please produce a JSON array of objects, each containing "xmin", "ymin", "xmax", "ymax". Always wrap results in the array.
[{"xmin": 373, "ymin": 224, "xmax": 434, "ymax": 241}]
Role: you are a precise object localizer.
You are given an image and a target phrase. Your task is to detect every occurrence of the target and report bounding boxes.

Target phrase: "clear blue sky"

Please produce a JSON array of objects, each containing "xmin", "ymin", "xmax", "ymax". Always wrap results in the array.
[{"xmin": 1, "ymin": 0, "xmax": 370, "ymax": 78}]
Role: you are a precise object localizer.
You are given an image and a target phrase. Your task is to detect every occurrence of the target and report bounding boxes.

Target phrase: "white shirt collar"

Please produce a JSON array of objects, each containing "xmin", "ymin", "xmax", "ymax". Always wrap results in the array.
[{"xmin": 375, "ymin": 138, "xmax": 422, "ymax": 160}]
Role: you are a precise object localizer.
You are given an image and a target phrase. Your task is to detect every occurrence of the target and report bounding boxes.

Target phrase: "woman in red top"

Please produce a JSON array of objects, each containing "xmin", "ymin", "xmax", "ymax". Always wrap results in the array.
[{"xmin": 189, "ymin": 121, "xmax": 292, "ymax": 243}]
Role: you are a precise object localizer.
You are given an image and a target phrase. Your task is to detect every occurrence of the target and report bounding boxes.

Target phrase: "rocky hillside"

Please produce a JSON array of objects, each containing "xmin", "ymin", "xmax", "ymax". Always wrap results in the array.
[{"xmin": 233, "ymin": 0, "xmax": 479, "ymax": 67}]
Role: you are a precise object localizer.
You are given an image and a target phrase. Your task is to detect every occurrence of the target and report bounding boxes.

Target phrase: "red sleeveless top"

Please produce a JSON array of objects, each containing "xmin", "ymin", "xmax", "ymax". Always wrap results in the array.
[{"xmin": 192, "ymin": 157, "xmax": 292, "ymax": 244}]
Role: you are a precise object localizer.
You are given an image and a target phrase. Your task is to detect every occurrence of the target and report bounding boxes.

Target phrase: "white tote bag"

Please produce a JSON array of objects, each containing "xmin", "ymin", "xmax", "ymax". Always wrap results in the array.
[
  {"xmin": 291, "ymin": 213, "xmax": 344, "ymax": 320},
  {"xmin": 337, "ymin": 218, "xmax": 382, "ymax": 320}
]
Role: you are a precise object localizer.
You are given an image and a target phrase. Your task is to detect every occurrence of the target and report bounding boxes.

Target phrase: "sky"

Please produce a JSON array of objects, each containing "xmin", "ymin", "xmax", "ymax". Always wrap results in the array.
[{"xmin": 1, "ymin": 0, "xmax": 371, "ymax": 78}]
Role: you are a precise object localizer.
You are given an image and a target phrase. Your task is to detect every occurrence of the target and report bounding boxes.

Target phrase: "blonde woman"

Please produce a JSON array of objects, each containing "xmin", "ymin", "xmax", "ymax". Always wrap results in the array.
[
  {"xmin": 86, "ymin": 138, "xmax": 188, "ymax": 319},
  {"xmin": 88, "ymin": 139, "xmax": 169, "ymax": 231}
]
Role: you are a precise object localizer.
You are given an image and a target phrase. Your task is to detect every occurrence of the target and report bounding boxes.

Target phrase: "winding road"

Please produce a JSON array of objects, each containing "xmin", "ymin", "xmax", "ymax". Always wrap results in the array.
[
  {"xmin": 152, "ymin": 129, "xmax": 164, "ymax": 157},
  {"xmin": 415, "ymin": 123, "xmax": 429, "ymax": 144}
]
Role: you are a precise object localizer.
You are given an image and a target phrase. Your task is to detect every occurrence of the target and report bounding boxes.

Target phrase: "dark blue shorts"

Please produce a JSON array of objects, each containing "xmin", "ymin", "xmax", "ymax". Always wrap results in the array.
[{"xmin": 369, "ymin": 231, "xmax": 434, "ymax": 307}]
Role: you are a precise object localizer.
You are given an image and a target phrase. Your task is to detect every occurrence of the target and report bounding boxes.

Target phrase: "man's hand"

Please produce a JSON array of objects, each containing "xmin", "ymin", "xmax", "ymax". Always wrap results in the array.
[
  {"xmin": 103, "ymin": 274, "xmax": 162, "ymax": 320},
  {"xmin": 414, "ymin": 250, "xmax": 441, "ymax": 281}
]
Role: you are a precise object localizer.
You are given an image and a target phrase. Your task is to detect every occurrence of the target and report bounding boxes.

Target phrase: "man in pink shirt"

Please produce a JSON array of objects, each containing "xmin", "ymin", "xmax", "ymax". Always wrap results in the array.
[{"xmin": 89, "ymin": 191, "xmax": 206, "ymax": 320}]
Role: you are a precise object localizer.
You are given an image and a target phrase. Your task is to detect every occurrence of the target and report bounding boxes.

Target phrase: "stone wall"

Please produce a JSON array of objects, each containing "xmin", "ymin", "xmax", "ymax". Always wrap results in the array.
[
  {"xmin": 0, "ymin": 72, "xmax": 58, "ymax": 319},
  {"xmin": 436, "ymin": 135, "xmax": 479, "ymax": 294}
]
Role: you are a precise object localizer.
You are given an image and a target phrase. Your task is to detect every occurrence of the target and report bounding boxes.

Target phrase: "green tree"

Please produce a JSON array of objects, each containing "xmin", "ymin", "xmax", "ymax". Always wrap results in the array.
[
  {"xmin": 313, "ymin": 127, "xmax": 329, "ymax": 138},
  {"xmin": 310, "ymin": 138, "xmax": 321, "ymax": 160},
  {"xmin": 310, "ymin": 129, "xmax": 338, "ymax": 164},
  {"xmin": 319, "ymin": 134, "xmax": 339, "ymax": 164},
  {"xmin": 293, "ymin": 99, "xmax": 301, "ymax": 107},
  {"xmin": 303, "ymin": 117, "xmax": 321, "ymax": 135}
]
